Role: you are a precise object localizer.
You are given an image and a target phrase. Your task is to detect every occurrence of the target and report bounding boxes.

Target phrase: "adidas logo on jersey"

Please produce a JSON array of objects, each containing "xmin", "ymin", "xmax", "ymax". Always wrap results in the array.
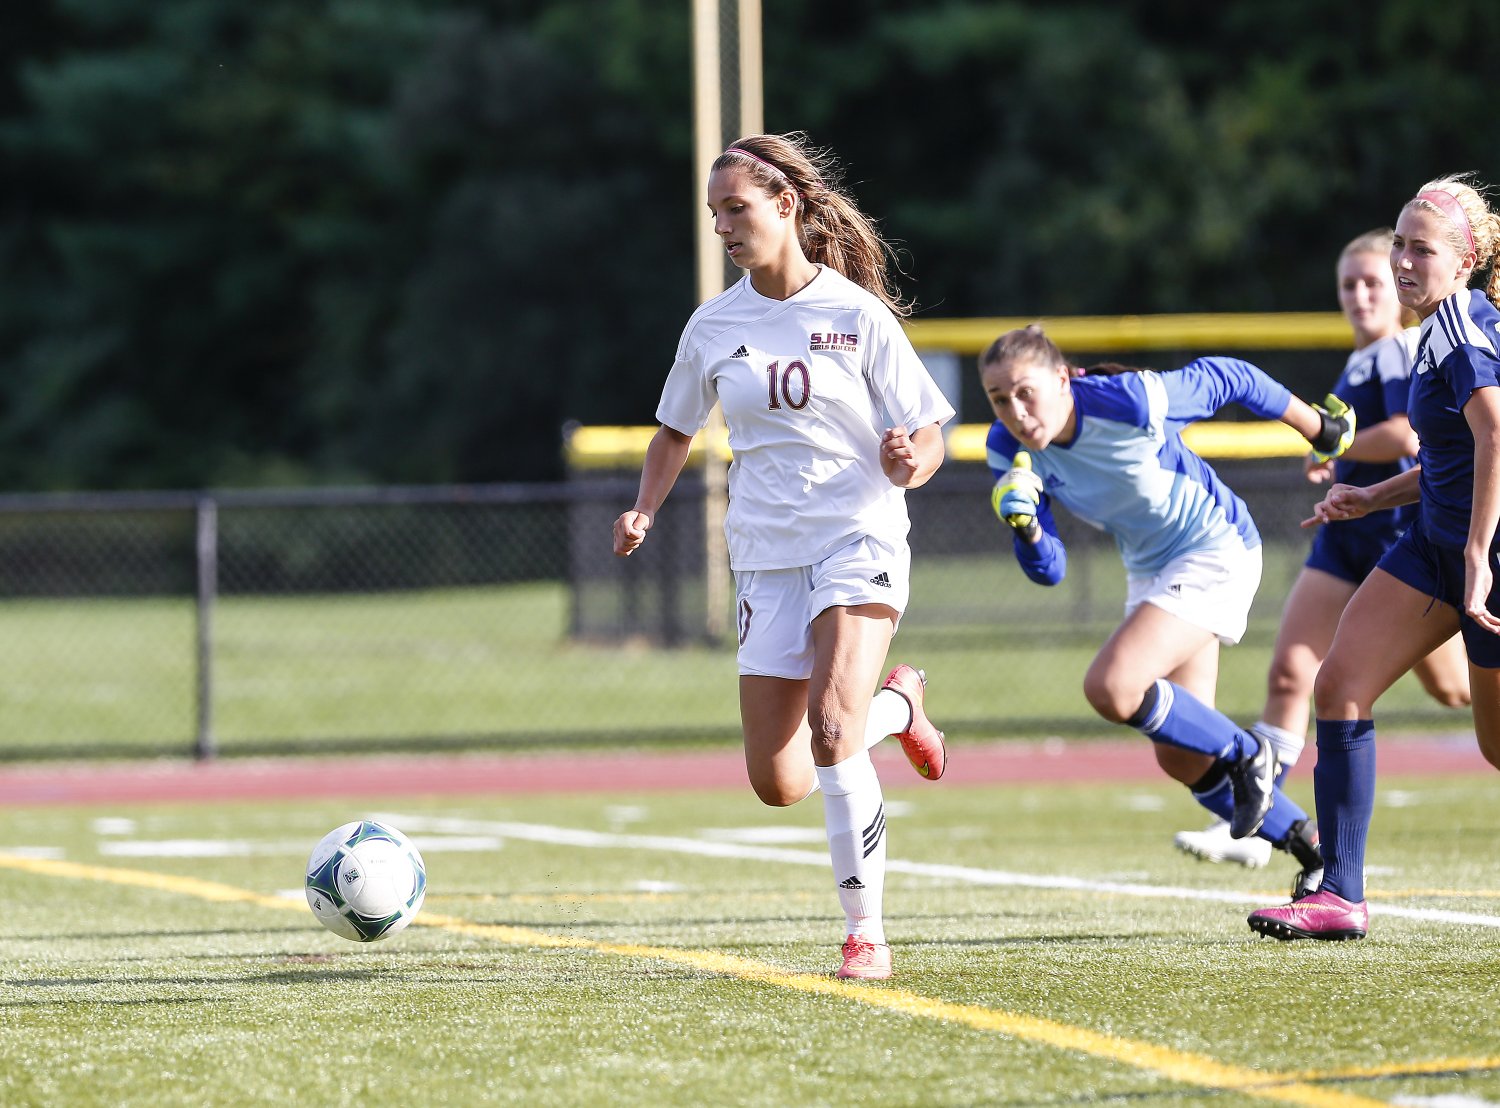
[
  {"xmin": 869, "ymin": 572, "xmax": 891, "ymax": 588},
  {"xmin": 729, "ymin": 345, "xmax": 749, "ymax": 358}
]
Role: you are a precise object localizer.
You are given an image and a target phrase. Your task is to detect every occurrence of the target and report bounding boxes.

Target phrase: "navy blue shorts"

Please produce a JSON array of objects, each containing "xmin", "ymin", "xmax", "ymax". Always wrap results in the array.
[
  {"xmin": 1306, "ymin": 522, "xmax": 1395, "ymax": 585},
  {"xmin": 1376, "ymin": 524, "xmax": 1500, "ymax": 668}
]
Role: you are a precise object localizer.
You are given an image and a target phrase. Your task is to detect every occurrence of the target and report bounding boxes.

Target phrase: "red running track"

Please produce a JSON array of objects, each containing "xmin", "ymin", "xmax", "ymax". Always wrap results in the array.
[{"xmin": 0, "ymin": 733, "xmax": 1489, "ymax": 806}]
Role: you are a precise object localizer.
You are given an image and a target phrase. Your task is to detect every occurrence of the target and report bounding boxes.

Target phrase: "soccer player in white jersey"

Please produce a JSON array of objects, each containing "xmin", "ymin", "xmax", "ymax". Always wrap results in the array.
[
  {"xmin": 982, "ymin": 325, "xmax": 1357, "ymax": 898},
  {"xmin": 612, "ymin": 132, "xmax": 954, "ymax": 980},
  {"xmin": 1175, "ymin": 229, "xmax": 1470, "ymax": 870},
  {"xmin": 1251, "ymin": 175, "xmax": 1500, "ymax": 941}
]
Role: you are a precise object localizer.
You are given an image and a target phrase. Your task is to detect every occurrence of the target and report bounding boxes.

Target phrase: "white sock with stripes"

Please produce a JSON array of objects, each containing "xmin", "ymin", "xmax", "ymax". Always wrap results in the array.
[{"xmin": 816, "ymin": 749, "xmax": 887, "ymax": 944}]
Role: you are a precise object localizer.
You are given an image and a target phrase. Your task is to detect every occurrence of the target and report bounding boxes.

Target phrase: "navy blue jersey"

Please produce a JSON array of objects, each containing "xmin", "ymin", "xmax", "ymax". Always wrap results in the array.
[
  {"xmin": 1326, "ymin": 329, "xmax": 1420, "ymax": 548},
  {"xmin": 1332, "ymin": 330, "xmax": 1419, "ymax": 488},
  {"xmin": 1409, "ymin": 289, "xmax": 1500, "ymax": 550},
  {"xmin": 986, "ymin": 357, "xmax": 1291, "ymax": 584}
]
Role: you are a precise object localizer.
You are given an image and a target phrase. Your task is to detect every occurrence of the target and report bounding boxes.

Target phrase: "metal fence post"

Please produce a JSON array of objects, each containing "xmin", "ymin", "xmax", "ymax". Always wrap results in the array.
[{"xmin": 194, "ymin": 496, "xmax": 218, "ymax": 760}]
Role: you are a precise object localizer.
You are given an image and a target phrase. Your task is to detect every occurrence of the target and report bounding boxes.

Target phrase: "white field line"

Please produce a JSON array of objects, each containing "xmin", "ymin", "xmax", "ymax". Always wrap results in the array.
[
  {"xmin": 98, "ymin": 835, "xmax": 504, "ymax": 858},
  {"xmin": 382, "ymin": 813, "xmax": 1500, "ymax": 930}
]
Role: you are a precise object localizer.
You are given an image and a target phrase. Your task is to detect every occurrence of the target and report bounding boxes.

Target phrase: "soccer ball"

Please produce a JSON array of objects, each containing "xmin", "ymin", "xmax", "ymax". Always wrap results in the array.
[{"xmin": 305, "ymin": 819, "xmax": 427, "ymax": 942}]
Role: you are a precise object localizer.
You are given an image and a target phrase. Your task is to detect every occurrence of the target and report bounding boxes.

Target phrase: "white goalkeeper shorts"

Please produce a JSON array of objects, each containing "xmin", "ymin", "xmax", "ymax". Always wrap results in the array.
[
  {"xmin": 1124, "ymin": 542, "xmax": 1262, "ymax": 646},
  {"xmin": 734, "ymin": 533, "xmax": 909, "ymax": 679}
]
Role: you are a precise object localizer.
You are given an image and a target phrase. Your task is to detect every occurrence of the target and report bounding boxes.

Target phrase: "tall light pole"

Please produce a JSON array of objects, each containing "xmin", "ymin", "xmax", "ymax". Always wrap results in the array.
[{"xmin": 691, "ymin": 0, "xmax": 761, "ymax": 643}]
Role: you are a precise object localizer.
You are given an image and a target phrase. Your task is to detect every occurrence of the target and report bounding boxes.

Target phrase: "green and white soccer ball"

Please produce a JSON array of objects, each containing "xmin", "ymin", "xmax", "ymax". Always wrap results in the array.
[{"xmin": 305, "ymin": 819, "xmax": 427, "ymax": 942}]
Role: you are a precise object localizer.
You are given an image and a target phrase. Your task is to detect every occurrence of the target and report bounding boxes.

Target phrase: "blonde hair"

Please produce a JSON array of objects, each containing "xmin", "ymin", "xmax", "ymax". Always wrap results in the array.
[
  {"xmin": 715, "ymin": 133, "xmax": 910, "ymax": 317},
  {"xmin": 1340, "ymin": 227, "xmax": 1394, "ymax": 262},
  {"xmin": 1405, "ymin": 174, "xmax": 1500, "ymax": 308}
]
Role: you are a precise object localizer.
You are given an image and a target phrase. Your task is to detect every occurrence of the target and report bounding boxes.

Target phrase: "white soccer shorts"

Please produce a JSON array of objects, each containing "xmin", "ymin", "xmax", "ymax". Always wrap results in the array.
[
  {"xmin": 734, "ymin": 533, "xmax": 910, "ymax": 679},
  {"xmin": 1124, "ymin": 543, "xmax": 1262, "ymax": 645}
]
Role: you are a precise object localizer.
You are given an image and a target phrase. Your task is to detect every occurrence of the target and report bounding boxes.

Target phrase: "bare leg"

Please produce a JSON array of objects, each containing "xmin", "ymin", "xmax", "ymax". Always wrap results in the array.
[
  {"xmin": 1411, "ymin": 634, "xmax": 1473, "ymax": 709},
  {"xmin": 1262, "ymin": 567, "xmax": 1355, "ymax": 735},
  {"xmin": 740, "ymin": 675, "xmax": 816, "ymax": 806},
  {"xmin": 1308, "ymin": 569, "xmax": 1458, "ymax": 905},
  {"xmin": 1314, "ymin": 570, "xmax": 1457, "ymax": 719},
  {"xmin": 1469, "ymin": 661, "xmax": 1500, "ymax": 770},
  {"xmin": 1084, "ymin": 600, "xmax": 1221, "ymax": 785}
]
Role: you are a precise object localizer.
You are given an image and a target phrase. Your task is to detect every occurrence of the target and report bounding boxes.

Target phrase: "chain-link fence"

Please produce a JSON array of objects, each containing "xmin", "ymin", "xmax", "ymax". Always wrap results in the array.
[{"xmin": 0, "ymin": 457, "xmax": 1469, "ymax": 762}]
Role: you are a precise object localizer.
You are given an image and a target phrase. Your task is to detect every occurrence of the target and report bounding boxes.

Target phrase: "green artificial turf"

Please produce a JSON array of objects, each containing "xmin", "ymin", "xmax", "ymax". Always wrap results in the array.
[{"xmin": 2, "ymin": 774, "xmax": 1497, "ymax": 1105}]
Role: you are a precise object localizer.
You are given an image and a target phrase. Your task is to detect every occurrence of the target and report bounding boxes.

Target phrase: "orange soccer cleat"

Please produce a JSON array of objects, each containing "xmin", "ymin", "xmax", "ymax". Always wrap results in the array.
[
  {"xmin": 835, "ymin": 936, "xmax": 892, "ymax": 980},
  {"xmin": 882, "ymin": 664, "xmax": 946, "ymax": 781}
]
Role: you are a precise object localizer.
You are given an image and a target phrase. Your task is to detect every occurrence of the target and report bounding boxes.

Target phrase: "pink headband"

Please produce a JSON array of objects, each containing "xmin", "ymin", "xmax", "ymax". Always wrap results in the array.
[
  {"xmin": 725, "ymin": 146, "xmax": 800, "ymax": 198},
  {"xmin": 1415, "ymin": 189, "xmax": 1475, "ymax": 254}
]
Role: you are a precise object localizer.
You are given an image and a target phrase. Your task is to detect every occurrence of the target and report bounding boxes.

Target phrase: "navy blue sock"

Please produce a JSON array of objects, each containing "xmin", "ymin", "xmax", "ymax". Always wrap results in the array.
[
  {"xmin": 1189, "ymin": 768, "xmax": 1308, "ymax": 842},
  {"xmin": 1313, "ymin": 718, "xmax": 1376, "ymax": 902},
  {"xmin": 1128, "ymin": 679, "xmax": 1251, "ymax": 761}
]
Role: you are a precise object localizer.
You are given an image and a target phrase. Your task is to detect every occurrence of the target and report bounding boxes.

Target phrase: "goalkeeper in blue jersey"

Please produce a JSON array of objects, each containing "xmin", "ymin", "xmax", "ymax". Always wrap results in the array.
[{"xmin": 981, "ymin": 324, "xmax": 1356, "ymax": 897}]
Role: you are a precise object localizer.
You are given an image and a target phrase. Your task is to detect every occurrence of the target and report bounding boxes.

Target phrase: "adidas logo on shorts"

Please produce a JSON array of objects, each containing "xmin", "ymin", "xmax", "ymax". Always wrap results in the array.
[{"xmin": 869, "ymin": 572, "xmax": 891, "ymax": 588}]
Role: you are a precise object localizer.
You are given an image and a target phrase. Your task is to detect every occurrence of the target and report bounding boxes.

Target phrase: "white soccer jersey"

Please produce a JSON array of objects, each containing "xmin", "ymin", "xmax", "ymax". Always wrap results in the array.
[{"xmin": 656, "ymin": 266, "xmax": 954, "ymax": 570}]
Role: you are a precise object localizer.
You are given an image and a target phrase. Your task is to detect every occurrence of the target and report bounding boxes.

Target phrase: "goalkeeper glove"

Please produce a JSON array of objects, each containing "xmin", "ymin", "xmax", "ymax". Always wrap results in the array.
[
  {"xmin": 992, "ymin": 451, "xmax": 1044, "ymax": 541},
  {"xmin": 1309, "ymin": 393, "xmax": 1356, "ymax": 462}
]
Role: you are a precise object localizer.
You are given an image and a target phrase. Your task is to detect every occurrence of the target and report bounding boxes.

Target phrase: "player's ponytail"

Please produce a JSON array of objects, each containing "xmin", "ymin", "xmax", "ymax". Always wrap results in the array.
[{"xmin": 716, "ymin": 133, "xmax": 911, "ymax": 318}]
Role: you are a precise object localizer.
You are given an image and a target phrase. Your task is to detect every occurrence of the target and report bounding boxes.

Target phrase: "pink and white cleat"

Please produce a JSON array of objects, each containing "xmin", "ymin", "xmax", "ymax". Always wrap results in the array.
[
  {"xmin": 1247, "ymin": 889, "xmax": 1368, "ymax": 942},
  {"xmin": 835, "ymin": 937, "xmax": 892, "ymax": 980},
  {"xmin": 882, "ymin": 664, "xmax": 946, "ymax": 781}
]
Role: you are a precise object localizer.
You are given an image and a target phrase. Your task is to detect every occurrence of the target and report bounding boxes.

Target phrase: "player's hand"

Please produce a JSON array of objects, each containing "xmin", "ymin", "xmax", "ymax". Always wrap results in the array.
[
  {"xmin": 1304, "ymin": 454, "xmax": 1335, "ymax": 484},
  {"xmin": 880, "ymin": 425, "xmax": 922, "ymax": 486},
  {"xmin": 1464, "ymin": 550, "xmax": 1500, "ymax": 636},
  {"xmin": 1309, "ymin": 394, "xmax": 1356, "ymax": 462},
  {"xmin": 613, "ymin": 509, "xmax": 653, "ymax": 556},
  {"xmin": 992, "ymin": 451, "xmax": 1043, "ymax": 541},
  {"xmin": 1300, "ymin": 483, "xmax": 1372, "ymax": 527}
]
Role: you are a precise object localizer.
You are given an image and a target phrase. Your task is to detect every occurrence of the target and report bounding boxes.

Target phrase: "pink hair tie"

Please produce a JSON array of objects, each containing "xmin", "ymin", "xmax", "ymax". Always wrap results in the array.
[
  {"xmin": 1415, "ymin": 189, "xmax": 1475, "ymax": 253},
  {"xmin": 726, "ymin": 146, "xmax": 800, "ymax": 198}
]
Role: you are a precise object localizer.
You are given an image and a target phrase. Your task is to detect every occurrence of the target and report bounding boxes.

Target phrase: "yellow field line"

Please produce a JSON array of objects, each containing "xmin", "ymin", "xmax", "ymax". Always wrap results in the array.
[
  {"xmin": 1288, "ymin": 1057, "xmax": 1500, "ymax": 1082},
  {"xmin": 0, "ymin": 853, "xmax": 1395, "ymax": 1107}
]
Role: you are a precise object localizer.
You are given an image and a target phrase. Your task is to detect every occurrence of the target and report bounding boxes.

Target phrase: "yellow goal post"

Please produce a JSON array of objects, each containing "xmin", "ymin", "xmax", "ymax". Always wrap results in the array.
[{"xmin": 567, "ymin": 311, "xmax": 1355, "ymax": 468}]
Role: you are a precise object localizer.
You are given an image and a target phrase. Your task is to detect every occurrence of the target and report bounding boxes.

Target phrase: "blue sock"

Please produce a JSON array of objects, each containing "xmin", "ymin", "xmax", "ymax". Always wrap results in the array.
[
  {"xmin": 1129, "ymin": 679, "xmax": 1252, "ymax": 761},
  {"xmin": 1190, "ymin": 772, "xmax": 1308, "ymax": 843},
  {"xmin": 1313, "ymin": 718, "xmax": 1376, "ymax": 902}
]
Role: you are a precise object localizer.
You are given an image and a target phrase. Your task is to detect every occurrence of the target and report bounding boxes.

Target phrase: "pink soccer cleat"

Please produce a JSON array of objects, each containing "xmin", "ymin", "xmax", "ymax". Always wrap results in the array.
[
  {"xmin": 835, "ymin": 937, "xmax": 892, "ymax": 980},
  {"xmin": 1247, "ymin": 889, "xmax": 1368, "ymax": 942},
  {"xmin": 883, "ymin": 664, "xmax": 946, "ymax": 781}
]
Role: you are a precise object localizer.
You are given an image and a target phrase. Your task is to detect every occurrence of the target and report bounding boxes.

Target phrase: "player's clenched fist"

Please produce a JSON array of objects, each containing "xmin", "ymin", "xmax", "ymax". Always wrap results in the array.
[
  {"xmin": 992, "ymin": 451, "xmax": 1043, "ymax": 541},
  {"xmin": 880, "ymin": 424, "xmax": 918, "ymax": 485},
  {"xmin": 613, "ymin": 510, "xmax": 653, "ymax": 556}
]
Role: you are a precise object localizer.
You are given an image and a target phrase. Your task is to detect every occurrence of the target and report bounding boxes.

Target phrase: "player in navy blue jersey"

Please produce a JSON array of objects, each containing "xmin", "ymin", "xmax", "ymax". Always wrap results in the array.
[
  {"xmin": 1250, "ymin": 175, "xmax": 1500, "ymax": 941},
  {"xmin": 981, "ymin": 326, "xmax": 1356, "ymax": 893},
  {"xmin": 1174, "ymin": 230, "xmax": 1470, "ymax": 870}
]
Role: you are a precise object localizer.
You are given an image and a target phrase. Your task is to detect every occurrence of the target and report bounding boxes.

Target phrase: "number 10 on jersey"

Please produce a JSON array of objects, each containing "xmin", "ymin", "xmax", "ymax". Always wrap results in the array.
[{"xmin": 767, "ymin": 359, "xmax": 811, "ymax": 411}]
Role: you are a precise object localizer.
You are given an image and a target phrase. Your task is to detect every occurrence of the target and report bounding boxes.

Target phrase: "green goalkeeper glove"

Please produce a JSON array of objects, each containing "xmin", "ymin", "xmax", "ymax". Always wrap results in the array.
[
  {"xmin": 992, "ymin": 451, "xmax": 1044, "ymax": 541},
  {"xmin": 1309, "ymin": 394, "xmax": 1356, "ymax": 462}
]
